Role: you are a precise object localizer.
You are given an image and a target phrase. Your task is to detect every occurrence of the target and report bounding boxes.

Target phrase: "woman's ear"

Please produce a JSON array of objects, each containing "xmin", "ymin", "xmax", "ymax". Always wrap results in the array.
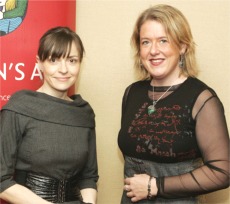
[
  {"xmin": 180, "ymin": 44, "xmax": 187, "ymax": 55},
  {"xmin": 36, "ymin": 55, "xmax": 43, "ymax": 72}
]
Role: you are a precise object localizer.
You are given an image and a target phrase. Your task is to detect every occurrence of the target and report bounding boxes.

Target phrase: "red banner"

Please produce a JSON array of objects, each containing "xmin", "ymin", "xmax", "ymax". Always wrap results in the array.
[
  {"xmin": 0, "ymin": 1, "xmax": 76, "ymax": 203},
  {"xmin": 0, "ymin": 0, "xmax": 76, "ymax": 109}
]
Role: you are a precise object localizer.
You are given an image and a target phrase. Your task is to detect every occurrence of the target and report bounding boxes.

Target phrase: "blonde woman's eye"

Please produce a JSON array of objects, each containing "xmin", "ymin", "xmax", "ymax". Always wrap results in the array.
[
  {"xmin": 160, "ymin": 39, "xmax": 168, "ymax": 44},
  {"xmin": 141, "ymin": 40, "xmax": 149, "ymax": 45}
]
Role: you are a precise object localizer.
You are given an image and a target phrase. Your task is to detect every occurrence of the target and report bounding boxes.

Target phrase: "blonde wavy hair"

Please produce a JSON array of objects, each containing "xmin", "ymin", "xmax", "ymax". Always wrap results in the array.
[{"xmin": 131, "ymin": 4, "xmax": 199, "ymax": 80}]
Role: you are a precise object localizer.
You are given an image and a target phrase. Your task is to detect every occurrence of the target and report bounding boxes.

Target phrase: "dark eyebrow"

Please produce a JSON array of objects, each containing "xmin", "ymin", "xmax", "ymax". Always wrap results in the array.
[{"xmin": 67, "ymin": 55, "xmax": 79, "ymax": 58}]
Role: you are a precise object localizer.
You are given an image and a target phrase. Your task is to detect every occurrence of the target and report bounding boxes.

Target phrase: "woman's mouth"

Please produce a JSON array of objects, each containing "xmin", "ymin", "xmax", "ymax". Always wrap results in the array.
[{"xmin": 149, "ymin": 59, "xmax": 164, "ymax": 66}]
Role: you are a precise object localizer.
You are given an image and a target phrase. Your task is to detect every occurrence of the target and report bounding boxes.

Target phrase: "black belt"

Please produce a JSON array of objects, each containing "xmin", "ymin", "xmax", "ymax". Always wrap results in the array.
[{"xmin": 15, "ymin": 170, "xmax": 83, "ymax": 203}]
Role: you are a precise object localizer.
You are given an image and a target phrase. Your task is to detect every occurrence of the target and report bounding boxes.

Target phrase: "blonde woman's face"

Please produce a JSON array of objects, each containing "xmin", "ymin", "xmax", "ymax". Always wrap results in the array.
[{"xmin": 139, "ymin": 20, "xmax": 184, "ymax": 82}]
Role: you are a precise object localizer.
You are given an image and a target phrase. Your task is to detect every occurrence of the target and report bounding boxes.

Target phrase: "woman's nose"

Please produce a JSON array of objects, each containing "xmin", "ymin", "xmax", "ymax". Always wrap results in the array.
[
  {"xmin": 150, "ymin": 42, "xmax": 160, "ymax": 55},
  {"xmin": 58, "ymin": 60, "xmax": 68, "ymax": 73}
]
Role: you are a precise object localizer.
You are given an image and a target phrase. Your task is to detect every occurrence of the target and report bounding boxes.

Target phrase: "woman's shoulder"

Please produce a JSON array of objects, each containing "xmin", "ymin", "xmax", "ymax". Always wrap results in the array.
[
  {"xmin": 187, "ymin": 77, "xmax": 210, "ymax": 88},
  {"xmin": 122, "ymin": 80, "xmax": 150, "ymax": 102},
  {"xmin": 2, "ymin": 91, "xmax": 95, "ymax": 128},
  {"xmin": 126, "ymin": 80, "xmax": 150, "ymax": 90},
  {"xmin": 10, "ymin": 89, "xmax": 35, "ymax": 98},
  {"xmin": 70, "ymin": 94, "xmax": 90, "ymax": 106},
  {"xmin": 187, "ymin": 77, "xmax": 217, "ymax": 95},
  {"xmin": 2, "ymin": 90, "xmax": 35, "ymax": 110}
]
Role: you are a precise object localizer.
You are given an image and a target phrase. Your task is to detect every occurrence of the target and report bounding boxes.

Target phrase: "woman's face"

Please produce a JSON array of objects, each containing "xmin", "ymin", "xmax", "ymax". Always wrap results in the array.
[
  {"xmin": 37, "ymin": 41, "xmax": 80, "ymax": 96},
  {"xmin": 140, "ymin": 20, "xmax": 184, "ymax": 83}
]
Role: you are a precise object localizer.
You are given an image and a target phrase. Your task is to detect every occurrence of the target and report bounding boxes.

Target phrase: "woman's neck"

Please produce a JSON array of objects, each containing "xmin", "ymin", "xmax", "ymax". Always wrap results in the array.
[
  {"xmin": 150, "ymin": 75, "xmax": 188, "ymax": 87},
  {"xmin": 37, "ymin": 87, "xmax": 72, "ymax": 101}
]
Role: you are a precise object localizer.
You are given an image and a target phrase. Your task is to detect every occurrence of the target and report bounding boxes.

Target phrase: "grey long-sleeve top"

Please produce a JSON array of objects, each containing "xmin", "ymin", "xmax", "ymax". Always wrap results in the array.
[{"xmin": 0, "ymin": 90, "xmax": 99, "ymax": 192}]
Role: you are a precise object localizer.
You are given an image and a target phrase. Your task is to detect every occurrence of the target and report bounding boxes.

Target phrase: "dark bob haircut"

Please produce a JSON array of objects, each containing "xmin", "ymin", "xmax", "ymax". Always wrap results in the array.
[{"xmin": 37, "ymin": 26, "xmax": 85, "ymax": 62}]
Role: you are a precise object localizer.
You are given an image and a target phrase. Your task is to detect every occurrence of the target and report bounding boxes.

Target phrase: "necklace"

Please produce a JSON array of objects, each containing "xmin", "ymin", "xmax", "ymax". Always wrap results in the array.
[{"xmin": 148, "ymin": 84, "xmax": 173, "ymax": 115}]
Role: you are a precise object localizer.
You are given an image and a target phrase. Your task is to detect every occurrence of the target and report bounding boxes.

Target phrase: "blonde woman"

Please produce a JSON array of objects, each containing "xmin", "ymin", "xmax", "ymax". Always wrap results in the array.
[{"xmin": 118, "ymin": 4, "xmax": 229, "ymax": 204}]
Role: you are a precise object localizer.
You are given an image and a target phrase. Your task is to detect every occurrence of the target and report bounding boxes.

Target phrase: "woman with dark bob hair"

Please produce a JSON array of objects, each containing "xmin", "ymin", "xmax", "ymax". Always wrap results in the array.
[
  {"xmin": 0, "ymin": 27, "xmax": 98, "ymax": 204},
  {"xmin": 118, "ymin": 4, "xmax": 229, "ymax": 203}
]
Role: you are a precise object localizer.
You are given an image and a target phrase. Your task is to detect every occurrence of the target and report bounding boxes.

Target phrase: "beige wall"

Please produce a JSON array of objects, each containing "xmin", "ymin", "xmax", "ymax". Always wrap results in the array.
[{"xmin": 76, "ymin": 0, "xmax": 230, "ymax": 203}]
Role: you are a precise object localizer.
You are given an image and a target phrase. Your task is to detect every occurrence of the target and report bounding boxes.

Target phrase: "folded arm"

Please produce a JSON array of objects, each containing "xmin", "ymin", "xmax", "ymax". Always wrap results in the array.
[{"xmin": 157, "ymin": 90, "xmax": 229, "ymax": 198}]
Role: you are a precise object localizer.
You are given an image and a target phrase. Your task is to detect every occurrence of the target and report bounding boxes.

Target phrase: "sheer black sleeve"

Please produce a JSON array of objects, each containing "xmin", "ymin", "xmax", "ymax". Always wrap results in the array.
[{"xmin": 156, "ymin": 89, "xmax": 230, "ymax": 198}]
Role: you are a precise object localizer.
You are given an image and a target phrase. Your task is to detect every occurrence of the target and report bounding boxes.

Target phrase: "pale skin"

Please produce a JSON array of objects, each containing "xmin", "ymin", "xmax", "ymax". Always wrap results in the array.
[
  {"xmin": 123, "ymin": 20, "xmax": 187, "ymax": 202},
  {"xmin": 0, "ymin": 185, "xmax": 52, "ymax": 204},
  {"xmin": 36, "ymin": 42, "xmax": 81, "ymax": 100},
  {"xmin": 124, "ymin": 174, "xmax": 158, "ymax": 202},
  {"xmin": 0, "ymin": 182, "xmax": 97, "ymax": 204},
  {"xmin": 0, "ymin": 41, "xmax": 97, "ymax": 204}
]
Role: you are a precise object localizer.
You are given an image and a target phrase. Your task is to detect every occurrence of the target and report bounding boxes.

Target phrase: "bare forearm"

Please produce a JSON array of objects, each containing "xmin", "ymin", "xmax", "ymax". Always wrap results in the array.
[
  {"xmin": 80, "ymin": 188, "xmax": 97, "ymax": 204},
  {"xmin": 0, "ymin": 184, "xmax": 51, "ymax": 204}
]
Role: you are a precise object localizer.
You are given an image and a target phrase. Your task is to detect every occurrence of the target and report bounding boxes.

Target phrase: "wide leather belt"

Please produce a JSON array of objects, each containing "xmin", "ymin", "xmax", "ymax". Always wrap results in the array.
[{"xmin": 15, "ymin": 170, "xmax": 83, "ymax": 203}]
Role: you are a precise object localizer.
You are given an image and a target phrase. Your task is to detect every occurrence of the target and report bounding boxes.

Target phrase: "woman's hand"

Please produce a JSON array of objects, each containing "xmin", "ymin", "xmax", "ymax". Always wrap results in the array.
[
  {"xmin": 80, "ymin": 188, "xmax": 97, "ymax": 204},
  {"xmin": 0, "ymin": 184, "xmax": 52, "ymax": 204},
  {"xmin": 124, "ymin": 174, "xmax": 157, "ymax": 202}
]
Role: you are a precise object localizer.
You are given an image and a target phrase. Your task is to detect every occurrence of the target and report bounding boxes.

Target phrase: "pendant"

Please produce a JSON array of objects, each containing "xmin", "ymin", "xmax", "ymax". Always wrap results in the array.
[{"xmin": 148, "ymin": 105, "xmax": 155, "ymax": 115}]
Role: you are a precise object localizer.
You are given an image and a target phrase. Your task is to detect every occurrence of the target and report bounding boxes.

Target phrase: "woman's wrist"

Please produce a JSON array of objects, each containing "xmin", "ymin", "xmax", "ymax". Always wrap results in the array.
[
  {"xmin": 147, "ymin": 176, "xmax": 153, "ymax": 200},
  {"xmin": 147, "ymin": 176, "xmax": 158, "ymax": 200}
]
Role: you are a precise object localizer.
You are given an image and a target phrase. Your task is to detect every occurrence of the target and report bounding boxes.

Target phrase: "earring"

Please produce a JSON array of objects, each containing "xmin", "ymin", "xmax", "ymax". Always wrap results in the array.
[
  {"xmin": 179, "ymin": 54, "xmax": 185, "ymax": 68},
  {"xmin": 139, "ymin": 58, "xmax": 144, "ymax": 68}
]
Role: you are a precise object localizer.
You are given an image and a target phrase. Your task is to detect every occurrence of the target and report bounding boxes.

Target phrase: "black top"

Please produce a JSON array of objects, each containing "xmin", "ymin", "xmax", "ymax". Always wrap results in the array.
[
  {"xmin": 118, "ymin": 77, "xmax": 229, "ymax": 197},
  {"xmin": 0, "ymin": 90, "xmax": 99, "ymax": 193}
]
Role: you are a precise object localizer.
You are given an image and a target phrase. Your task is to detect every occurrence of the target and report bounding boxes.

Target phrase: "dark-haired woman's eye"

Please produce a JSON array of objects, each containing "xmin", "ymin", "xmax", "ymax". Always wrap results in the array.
[
  {"xmin": 48, "ymin": 57, "xmax": 60, "ymax": 64},
  {"xmin": 68, "ymin": 58, "xmax": 79, "ymax": 65},
  {"xmin": 50, "ymin": 58, "xmax": 56, "ymax": 63}
]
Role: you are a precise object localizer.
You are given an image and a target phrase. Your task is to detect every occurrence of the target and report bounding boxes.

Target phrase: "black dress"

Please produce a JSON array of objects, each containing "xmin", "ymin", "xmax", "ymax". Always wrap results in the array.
[{"xmin": 118, "ymin": 77, "xmax": 229, "ymax": 203}]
